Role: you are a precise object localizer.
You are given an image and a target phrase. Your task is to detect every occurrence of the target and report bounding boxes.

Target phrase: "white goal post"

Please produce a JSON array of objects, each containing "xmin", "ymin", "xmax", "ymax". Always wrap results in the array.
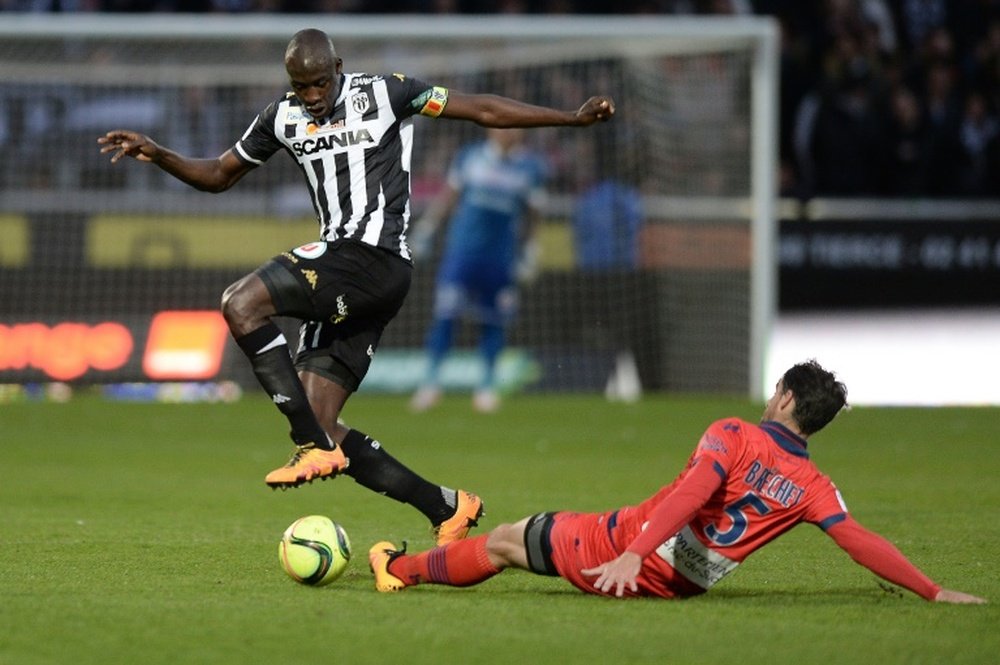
[{"xmin": 0, "ymin": 14, "xmax": 778, "ymax": 399}]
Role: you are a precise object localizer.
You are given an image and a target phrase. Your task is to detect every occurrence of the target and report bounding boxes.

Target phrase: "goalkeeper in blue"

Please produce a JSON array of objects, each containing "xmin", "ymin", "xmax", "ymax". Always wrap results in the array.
[{"xmin": 409, "ymin": 128, "xmax": 549, "ymax": 413}]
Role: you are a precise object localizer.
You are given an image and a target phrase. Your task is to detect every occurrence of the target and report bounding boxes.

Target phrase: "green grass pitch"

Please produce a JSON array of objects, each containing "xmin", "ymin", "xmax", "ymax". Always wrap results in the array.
[{"xmin": 1, "ymin": 392, "xmax": 997, "ymax": 664}]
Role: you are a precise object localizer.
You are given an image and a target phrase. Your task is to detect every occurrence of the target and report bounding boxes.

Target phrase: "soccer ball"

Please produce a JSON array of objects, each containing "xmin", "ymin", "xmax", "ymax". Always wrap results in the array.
[{"xmin": 278, "ymin": 515, "xmax": 351, "ymax": 586}]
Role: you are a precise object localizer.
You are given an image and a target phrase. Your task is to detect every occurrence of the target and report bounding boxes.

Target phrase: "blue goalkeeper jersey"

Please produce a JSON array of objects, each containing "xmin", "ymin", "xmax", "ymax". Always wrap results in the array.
[{"xmin": 439, "ymin": 140, "xmax": 548, "ymax": 281}]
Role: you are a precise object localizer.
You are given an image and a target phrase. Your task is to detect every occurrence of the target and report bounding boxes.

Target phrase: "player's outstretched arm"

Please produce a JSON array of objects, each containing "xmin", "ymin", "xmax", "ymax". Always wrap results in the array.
[
  {"xmin": 826, "ymin": 516, "xmax": 985, "ymax": 602},
  {"xmin": 934, "ymin": 588, "xmax": 987, "ymax": 604},
  {"xmin": 97, "ymin": 130, "xmax": 252, "ymax": 193},
  {"xmin": 441, "ymin": 92, "xmax": 614, "ymax": 128}
]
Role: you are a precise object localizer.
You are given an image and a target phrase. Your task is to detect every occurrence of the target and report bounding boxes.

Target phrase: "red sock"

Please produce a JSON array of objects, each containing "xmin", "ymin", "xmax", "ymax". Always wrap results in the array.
[{"xmin": 389, "ymin": 535, "xmax": 501, "ymax": 587}]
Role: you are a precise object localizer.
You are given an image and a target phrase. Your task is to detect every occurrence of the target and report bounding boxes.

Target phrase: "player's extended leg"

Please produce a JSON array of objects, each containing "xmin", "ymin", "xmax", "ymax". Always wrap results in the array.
[
  {"xmin": 368, "ymin": 517, "xmax": 534, "ymax": 592},
  {"xmin": 302, "ymin": 371, "xmax": 484, "ymax": 544},
  {"xmin": 221, "ymin": 272, "xmax": 347, "ymax": 487}
]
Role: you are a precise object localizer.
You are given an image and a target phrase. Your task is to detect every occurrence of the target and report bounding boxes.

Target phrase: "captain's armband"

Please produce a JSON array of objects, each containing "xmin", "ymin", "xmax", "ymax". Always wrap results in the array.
[{"xmin": 413, "ymin": 86, "xmax": 449, "ymax": 117}]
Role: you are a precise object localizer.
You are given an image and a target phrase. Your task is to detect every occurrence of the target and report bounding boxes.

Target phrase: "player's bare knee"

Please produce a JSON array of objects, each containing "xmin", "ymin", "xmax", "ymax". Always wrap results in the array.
[
  {"xmin": 485, "ymin": 523, "xmax": 525, "ymax": 568},
  {"xmin": 220, "ymin": 280, "xmax": 246, "ymax": 322},
  {"xmin": 221, "ymin": 276, "xmax": 266, "ymax": 331},
  {"xmin": 485, "ymin": 524, "xmax": 513, "ymax": 555}
]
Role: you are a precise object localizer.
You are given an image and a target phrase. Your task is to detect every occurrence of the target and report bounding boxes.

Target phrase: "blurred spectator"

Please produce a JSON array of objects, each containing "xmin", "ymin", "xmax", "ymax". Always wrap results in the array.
[
  {"xmin": 860, "ymin": 0, "xmax": 898, "ymax": 53},
  {"xmin": 956, "ymin": 90, "xmax": 1000, "ymax": 196},
  {"xmin": 573, "ymin": 179, "xmax": 643, "ymax": 270},
  {"xmin": 921, "ymin": 60, "xmax": 964, "ymax": 195},
  {"xmin": 794, "ymin": 54, "xmax": 892, "ymax": 196},
  {"xmin": 967, "ymin": 19, "xmax": 1000, "ymax": 108},
  {"xmin": 892, "ymin": 0, "xmax": 949, "ymax": 52},
  {"xmin": 886, "ymin": 85, "xmax": 933, "ymax": 195}
]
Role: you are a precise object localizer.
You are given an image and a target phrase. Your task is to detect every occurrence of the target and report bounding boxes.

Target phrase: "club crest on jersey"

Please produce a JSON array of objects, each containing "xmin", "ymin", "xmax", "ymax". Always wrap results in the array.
[
  {"xmin": 292, "ymin": 242, "xmax": 327, "ymax": 259},
  {"xmin": 351, "ymin": 92, "xmax": 370, "ymax": 114}
]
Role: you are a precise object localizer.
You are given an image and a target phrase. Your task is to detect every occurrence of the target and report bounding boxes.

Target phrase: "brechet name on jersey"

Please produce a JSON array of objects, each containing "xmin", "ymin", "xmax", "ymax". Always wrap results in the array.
[{"xmin": 233, "ymin": 73, "xmax": 449, "ymax": 260}]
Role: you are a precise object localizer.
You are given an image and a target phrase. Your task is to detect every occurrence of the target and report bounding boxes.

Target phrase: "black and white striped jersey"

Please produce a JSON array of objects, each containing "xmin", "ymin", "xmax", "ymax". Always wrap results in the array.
[{"xmin": 233, "ymin": 72, "xmax": 449, "ymax": 261}]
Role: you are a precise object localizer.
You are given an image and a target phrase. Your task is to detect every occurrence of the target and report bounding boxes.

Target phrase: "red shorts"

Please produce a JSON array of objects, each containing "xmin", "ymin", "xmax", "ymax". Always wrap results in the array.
[{"xmin": 547, "ymin": 510, "xmax": 705, "ymax": 599}]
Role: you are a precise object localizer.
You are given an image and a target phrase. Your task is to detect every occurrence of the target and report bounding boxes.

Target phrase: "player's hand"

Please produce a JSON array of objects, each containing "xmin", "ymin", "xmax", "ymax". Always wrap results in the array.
[
  {"xmin": 575, "ymin": 96, "xmax": 615, "ymax": 125},
  {"xmin": 97, "ymin": 130, "xmax": 160, "ymax": 163},
  {"xmin": 934, "ymin": 588, "xmax": 987, "ymax": 604},
  {"xmin": 581, "ymin": 551, "xmax": 641, "ymax": 597}
]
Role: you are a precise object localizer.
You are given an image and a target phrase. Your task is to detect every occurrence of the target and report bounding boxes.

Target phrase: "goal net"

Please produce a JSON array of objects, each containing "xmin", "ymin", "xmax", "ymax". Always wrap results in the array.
[{"xmin": 0, "ymin": 14, "xmax": 777, "ymax": 398}]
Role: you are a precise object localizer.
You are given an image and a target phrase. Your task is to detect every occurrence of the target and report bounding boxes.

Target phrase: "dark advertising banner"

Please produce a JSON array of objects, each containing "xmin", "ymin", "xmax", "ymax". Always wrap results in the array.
[{"xmin": 779, "ymin": 219, "xmax": 1000, "ymax": 309}]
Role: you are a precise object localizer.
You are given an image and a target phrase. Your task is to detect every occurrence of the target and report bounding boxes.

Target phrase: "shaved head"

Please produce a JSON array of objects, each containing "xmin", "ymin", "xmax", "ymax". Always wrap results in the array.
[{"xmin": 285, "ymin": 28, "xmax": 339, "ymax": 73}]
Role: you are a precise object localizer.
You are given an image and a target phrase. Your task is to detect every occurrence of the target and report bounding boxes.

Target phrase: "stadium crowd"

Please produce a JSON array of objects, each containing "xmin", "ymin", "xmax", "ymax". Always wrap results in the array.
[{"xmin": 2, "ymin": 0, "xmax": 998, "ymax": 199}]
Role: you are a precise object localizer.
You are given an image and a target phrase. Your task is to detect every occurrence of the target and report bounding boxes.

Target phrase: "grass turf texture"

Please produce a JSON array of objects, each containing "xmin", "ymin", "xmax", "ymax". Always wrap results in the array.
[{"xmin": 1, "ymin": 393, "xmax": 997, "ymax": 664}]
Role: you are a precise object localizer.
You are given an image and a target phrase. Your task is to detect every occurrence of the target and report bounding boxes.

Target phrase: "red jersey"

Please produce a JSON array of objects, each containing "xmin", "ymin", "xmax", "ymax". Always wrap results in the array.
[
  {"xmin": 612, "ymin": 418, "xmax": 848, "ymax": 593},
  {"xmin": 549, "ymin": 418, "xmax": 940, "ymax": 599}
]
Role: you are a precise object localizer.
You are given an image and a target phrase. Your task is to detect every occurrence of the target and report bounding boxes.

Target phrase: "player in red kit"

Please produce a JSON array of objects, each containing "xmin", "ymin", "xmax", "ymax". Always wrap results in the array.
[{"xmin": 368, "ymin": 360, "xmax": 985, "ymax": 604}]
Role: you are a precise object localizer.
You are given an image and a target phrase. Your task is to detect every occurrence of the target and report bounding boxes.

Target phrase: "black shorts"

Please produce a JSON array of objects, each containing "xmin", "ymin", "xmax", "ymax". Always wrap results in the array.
[{"xmin": 256, "ymin": 239, "xmax": 412, "ymax": 391}]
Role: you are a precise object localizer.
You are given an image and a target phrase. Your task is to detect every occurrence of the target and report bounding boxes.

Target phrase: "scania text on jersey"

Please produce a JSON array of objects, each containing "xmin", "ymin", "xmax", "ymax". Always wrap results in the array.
[{"xmin": 292, "ymin": 128, "xmax": 375, "ymax": 156}]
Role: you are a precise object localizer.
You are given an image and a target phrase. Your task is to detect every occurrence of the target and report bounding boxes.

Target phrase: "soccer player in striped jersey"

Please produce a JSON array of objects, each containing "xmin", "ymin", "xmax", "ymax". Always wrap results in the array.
[
  {"xmin": 369, "ymin": 360, "xmax": 986, "ymax": 603},
  {"xmin": 408, "ymin": 127, "xmax": 549, "ymax": 414},
  {"xmin": 98, "ymin": 28, "xmax": 614, "ymax": 545}
]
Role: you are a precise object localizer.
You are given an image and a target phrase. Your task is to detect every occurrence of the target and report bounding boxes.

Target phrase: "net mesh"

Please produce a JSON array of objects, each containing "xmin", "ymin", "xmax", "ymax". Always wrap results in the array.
[{"xmin": 0, "ymin": 25, "xmax": 757, "ymax": 393}]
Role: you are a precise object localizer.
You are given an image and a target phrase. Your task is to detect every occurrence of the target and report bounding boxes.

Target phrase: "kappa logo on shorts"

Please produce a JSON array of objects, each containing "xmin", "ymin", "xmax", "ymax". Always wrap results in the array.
[
  {"xmin": 292, "ymin": 242, "xmax": 327, "ymax": 260},
  {"xmin": 301, "ymin": 269, "xmax": 318, "ymax": 290}
]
